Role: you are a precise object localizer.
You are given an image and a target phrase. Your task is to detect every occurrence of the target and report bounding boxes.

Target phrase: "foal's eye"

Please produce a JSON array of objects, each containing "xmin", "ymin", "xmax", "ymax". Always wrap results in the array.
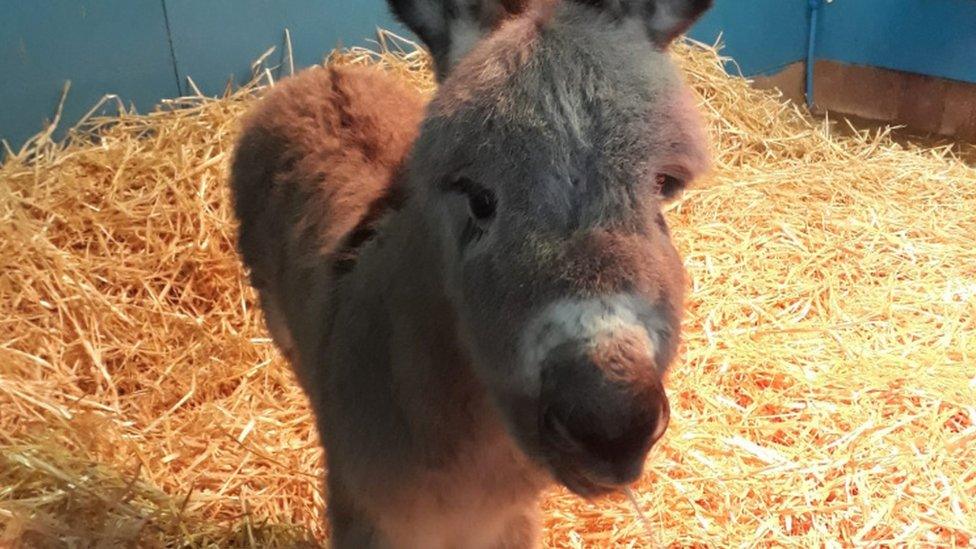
[
  {"xmin": 655, "ymin": 173, "xmax": 686, "ymax": 200},
  {"xmin": 443, "ymin": 176, "xmax": 497, "ymax": 224},
  {"xmin": 468, "ymin": 189, "xmax": 497, "ymax": 222},
  {"xmin": 443, "ymin": 177, "xmax": 496, "ymax": 249}
]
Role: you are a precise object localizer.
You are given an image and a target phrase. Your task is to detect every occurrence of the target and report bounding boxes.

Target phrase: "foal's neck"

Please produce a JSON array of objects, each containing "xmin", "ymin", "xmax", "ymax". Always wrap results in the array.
[
  {"xmin": 376, "ymin": 204, "xmax": 503, "ymax": 447},
  {"xmin": 338, "ymin": 201, "xmax": 547, "ymax": 507}
]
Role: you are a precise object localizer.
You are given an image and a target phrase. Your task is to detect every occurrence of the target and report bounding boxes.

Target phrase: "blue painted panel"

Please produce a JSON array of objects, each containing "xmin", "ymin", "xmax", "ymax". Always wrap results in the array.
[
  {"xmin": 4, "ymin": 0, "xmax": 976, "ymax": 152},
  {"xmin": 0, "ymin": 1, "xmax": 177, "ymax": 149},
  {"xmin": 816, "ymin": 0, "xmax": 976, "ymax": 84},
  {"xmin": 687, "ymin": 0, "xmax": 808, "ymax": 76},
  {"xmin": 164, "ymin": 0, "xmax": 407, "ymax": 96}
]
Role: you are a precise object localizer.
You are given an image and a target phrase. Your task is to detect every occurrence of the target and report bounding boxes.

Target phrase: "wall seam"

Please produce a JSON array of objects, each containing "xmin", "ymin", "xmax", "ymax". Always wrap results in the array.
[
  {"xmin": 752, "ymin": 59, "xmax": 807, "ymax": 78},
  {"xmin": 160, "ymin": 0, "xmax": 183, "ymax": 96}
]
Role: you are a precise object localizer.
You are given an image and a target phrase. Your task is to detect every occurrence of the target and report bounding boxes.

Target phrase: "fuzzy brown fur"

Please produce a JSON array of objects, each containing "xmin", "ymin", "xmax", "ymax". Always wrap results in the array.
[{"xmin": 231, "ymin": 64, "xmax": 425, "ymax": 389}]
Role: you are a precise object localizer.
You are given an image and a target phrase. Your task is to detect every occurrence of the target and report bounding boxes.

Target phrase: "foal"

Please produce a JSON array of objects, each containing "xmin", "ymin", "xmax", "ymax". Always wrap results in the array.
[{"xmin": 230, "ymin": 0, "xmax": 711, "ymax": 546}]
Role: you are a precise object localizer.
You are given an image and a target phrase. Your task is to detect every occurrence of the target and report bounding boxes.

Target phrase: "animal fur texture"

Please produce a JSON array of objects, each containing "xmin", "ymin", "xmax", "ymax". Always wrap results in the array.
[{"xmin": 230, "ymin": 0, "xmax": 711, "ymax": 546}]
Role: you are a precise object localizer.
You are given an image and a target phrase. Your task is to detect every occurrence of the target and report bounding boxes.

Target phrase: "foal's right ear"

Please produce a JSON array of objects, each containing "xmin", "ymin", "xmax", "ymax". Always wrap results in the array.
[
  {"xmin": 386, "ymin": 0, "xmax": 529, "ymax": 81},
  {"xmin": 571, "ymin": 0, "xmax": 713, "ymax": 48}
]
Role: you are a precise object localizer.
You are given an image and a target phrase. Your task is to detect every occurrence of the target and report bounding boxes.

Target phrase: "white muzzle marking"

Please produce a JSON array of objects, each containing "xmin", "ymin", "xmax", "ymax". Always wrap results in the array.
[{"xmin": 519, "ymin": 294, "xmax": 659, "ymax": 374}]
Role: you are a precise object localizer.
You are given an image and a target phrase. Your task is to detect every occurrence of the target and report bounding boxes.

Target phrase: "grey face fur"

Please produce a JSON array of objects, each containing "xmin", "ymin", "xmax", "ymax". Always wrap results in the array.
[{"xmin": 403, "ymin": 0, "xmax": 711, "ymax": 495}]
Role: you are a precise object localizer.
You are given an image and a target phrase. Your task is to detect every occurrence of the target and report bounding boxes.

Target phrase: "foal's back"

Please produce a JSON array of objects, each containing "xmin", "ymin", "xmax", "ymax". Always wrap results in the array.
[{"xmin": 230, "ymin": 65, "xmax": 425, "ymax": 388}]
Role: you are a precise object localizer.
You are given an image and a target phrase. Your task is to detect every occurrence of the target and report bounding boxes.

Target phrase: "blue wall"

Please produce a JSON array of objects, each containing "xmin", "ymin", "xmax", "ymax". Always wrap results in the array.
[
  {"xmin": 817, "ymin": 0, "xmax": 976, "ymax": 86},
  {"xmin": 0, "ymin": 1, "xmax": 177, "ymax": 150},
  {"xmin": 687, "ymin": 0, "xmax": 976, "ymax": 84},
  {"xmin": 3, "ymin": 0, "xmax": 976, "ymax": 151},
  {"xmin": 687, "ymin": 0, "xmax": 809, "ymax": 76},
  {"xmin": 165, "ymin": 0, "xmax": 401, "ymax": 96},
  {"xmin": 0, "ymin": 0, "xmax": 403, "ymax": 150}
]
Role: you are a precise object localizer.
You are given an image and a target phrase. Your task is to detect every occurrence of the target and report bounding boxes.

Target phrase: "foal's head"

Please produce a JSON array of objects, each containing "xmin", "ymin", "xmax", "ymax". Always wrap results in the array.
[{"xmin": 392, "ymin": 0, "xmax": 711, "ymax": 496}]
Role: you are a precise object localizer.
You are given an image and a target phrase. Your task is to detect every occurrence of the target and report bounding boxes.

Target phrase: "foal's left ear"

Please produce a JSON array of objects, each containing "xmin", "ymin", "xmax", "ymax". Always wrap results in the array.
[
  {"xmin": 573, "ymin": 0, "xmax": 713, "ymax": 48},
  {"xmin": 387, "ymin": 0, "xmax": 530, "ymax": 81}
]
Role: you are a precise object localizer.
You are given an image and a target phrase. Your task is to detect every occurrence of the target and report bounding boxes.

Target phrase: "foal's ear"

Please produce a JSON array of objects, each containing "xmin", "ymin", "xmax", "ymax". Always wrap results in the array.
[
  {"xmin": 572, "ymin": 0, "xmax": 712, "ymax": 48},
  {"xmin": 386, "ymin": 0, "xmax": 529, "ymax": 80}
]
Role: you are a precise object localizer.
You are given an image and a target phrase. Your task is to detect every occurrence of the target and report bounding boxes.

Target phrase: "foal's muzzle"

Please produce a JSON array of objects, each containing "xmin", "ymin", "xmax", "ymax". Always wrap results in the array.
[{"xmin": 538, "ymin": 338, "xmax": 670, "ymax": 497}]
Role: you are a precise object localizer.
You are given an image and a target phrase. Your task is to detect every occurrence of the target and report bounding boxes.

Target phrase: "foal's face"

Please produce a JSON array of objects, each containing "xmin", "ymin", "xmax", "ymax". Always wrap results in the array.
[{"xmin": 409, "ymin": 1, "xmax": 710, "ymax": 496}]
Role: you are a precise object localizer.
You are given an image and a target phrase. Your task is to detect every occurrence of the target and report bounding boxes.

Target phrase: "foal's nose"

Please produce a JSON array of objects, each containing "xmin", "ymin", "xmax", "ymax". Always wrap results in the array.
[{"xmin": 539, "ymin": 339, "xmax": 670, "ymax": 484}]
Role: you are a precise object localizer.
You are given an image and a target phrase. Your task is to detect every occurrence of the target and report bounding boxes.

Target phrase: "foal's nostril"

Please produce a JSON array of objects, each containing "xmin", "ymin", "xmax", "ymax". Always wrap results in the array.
[{"xmin": 649, "ymin": 390, "xmax": 671, "ymax": 446}]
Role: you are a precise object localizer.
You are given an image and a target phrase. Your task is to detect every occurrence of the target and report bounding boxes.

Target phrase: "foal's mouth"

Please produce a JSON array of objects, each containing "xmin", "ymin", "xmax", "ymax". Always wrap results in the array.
[
  {"xmin": 541, "ymin": 415, "xmax": 662, "ymax": 499},
  {"xmin": 538, "ymin": 388, "xmax": 671, "ymax": 499},
  {"xmin": 551, "ymin": 462, "xmax": 624, "ymax": 498}
]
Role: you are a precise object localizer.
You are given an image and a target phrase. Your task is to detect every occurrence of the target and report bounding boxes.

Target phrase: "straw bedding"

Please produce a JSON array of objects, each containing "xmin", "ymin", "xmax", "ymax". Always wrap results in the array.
[{"xmin": 1, "ymin": 35, "xmax": 974, "ymax": 548}]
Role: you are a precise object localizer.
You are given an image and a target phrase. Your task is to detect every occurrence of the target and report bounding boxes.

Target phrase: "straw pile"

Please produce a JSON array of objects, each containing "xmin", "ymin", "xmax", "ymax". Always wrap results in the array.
[{"xmin": 1, "ymin": 33, "xmax": 974, "ymax": 547}]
